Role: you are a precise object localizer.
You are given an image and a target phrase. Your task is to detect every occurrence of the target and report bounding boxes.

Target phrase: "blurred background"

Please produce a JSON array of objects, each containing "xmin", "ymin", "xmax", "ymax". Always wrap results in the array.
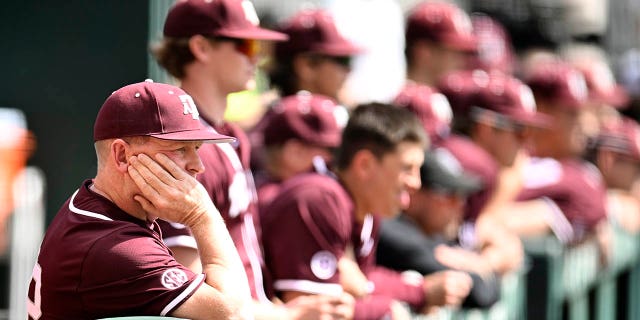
[{"xmin": 1, "ymin": 0, "xmax": 640, "ymax": 318}]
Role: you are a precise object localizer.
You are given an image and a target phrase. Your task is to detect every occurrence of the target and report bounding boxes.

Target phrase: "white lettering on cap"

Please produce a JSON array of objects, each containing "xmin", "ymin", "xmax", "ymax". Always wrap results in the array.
[
  {"xmin": 179, "ymin": 94, "xmax": 200, "ymax": 120},
  {"xmin": 241, "ymin": 0, "xmax": 260, "ymax": 26}
]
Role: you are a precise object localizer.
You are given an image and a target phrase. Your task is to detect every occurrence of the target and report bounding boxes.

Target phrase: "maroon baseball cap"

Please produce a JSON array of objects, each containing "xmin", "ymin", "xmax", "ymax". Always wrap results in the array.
[
  {"xmin": 468, "ymin": 13, "xmax": 515, "ymax": 73},
  {"xmin": 94, "ymin": 80, "xmax": 235, "ymax": 143},
  {"xmin": 261, "ymin": 92, "xmax": 342, "ymax": 148},
  {"xmin": 440, "ymin": 70, "xmax": 550, "ymax": 127},
  {"xmin": 163, "ymin": 0, "xmax": 287, "ymax": 41},
  {"xmin": 393, "ymin": 83, "xmax": 453, "ymax": 138},
  {"xmin": 597, "ymin": 118, "xmax": 640, "ymax": 160},
  {"xmin": 406, "ymin": 1, "xmax": 477, "ymax": 52},
  {"xmin": 573, "ymin": 60, "xmax": 629, "ymax": 108},
  {"xmin": 474, "ymin": 72, "xmax": 551, "ymax": 127},
  {"xmin": 438, "ymin": 69, "xmax": 490, "ymax": 118},
  {"xmin": 274, "ymin": 9, "xmax": 361, "ymax": 59},
  {"xmin": 524, "ymin": 61, "xmax": 589, "ymax": 109}
]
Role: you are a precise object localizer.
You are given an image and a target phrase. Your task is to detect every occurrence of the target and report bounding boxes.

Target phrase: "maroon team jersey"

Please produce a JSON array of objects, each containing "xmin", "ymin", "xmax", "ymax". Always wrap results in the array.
[
  {"xmin": 518, "ymin": 157, "xmax": 607, "ymax": 243},
  {"xmin": 261, "ymin": 173, "xmax": 351, "ymax": 296},
  {"xmin": 261, "ymin": 173, "xmax": 425, "ymax": 318},
  {"xmin": 159, "ymin": 120, "xmax": 270, "ymax": 302},
  {"xmin": 351, "ymin": 214, "xmax": 426, "ymax": 310},
  {"xmin": 28, "ymin": 180, "xmax": 203, "ymax": 320}
]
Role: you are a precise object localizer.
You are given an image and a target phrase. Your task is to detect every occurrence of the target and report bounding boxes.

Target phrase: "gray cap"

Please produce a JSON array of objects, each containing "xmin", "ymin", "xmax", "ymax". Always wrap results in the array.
[{"xmin": 421, "ymin": 148, "xmax": 482, "ymax": 194}]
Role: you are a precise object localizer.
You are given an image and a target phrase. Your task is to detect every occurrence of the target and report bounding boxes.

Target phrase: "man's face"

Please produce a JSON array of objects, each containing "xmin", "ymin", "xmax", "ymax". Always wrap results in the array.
[
  {"xmin": 486, "ymin": 121, "xmax": 528, "ymax": 167},
  {"xmin": 533, "ymin": 105, "xmax": 586, "ymax": 158},
  {"xmin": 367, "ymin": 142, "xmax": 424, "ymax": 217},
  {"xmin": 408, "ymin": 188, "xmax": 466, "ymax": 239},
  {"xmin": 305, "ymin": 55, "xmax": 352, "ymax": 101},
  {"xmin": 124, "ymin": 137, "xmax": 205, "ymax": 220},
  {"xmin": 205, "ymin": 37, "xmax": 260, "ymax": 94}
]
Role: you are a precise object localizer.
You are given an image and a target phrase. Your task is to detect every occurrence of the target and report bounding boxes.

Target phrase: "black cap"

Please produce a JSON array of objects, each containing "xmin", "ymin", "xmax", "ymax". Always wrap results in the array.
[{"xmin": 421, "ymin": 148, "xmax": 482, "ymax": 194}]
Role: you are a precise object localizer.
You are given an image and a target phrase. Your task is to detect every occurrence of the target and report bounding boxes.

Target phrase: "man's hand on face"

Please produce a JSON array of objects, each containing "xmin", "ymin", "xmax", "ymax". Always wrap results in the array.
[{"xmin": 127, "ymin": 153, "xmax": 219, "ymax": 227}]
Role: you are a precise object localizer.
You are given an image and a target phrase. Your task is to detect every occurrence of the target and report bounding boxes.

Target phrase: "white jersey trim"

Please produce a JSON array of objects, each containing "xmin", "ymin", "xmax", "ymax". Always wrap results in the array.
[
  {"xmin": 541, "ymin": 197, "xmax": 575, "ymax": 244},
  {"xmin": 163, "ymin": 235, "xmax": 198, "ymax": 249},
  {"xmin": 69, "ymin": 189, "xmax": 113, "ymax": 221},
  {"xmin": 160, "ymin": 273, "xmax": 206, "ymax": 316},
  {"xmin": 274, "ymin": 279, "xmax": 343, "ymax": 296}
]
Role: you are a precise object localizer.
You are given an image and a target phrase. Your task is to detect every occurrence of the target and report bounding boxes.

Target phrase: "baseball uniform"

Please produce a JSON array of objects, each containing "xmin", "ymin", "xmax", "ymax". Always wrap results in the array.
[
  {"xmin": 518, "ymin": 157, "xmax": 608, "ymax": 243},
  {"xmin": 261, "ymin": 173, "xmax": 425, "ymax": 319},
  {"xmin": 27, "ymin": 180, "xmax": 203, "ymax": 319},
  {"xmin": 159, "ymin": 118, "xmax": 270, "ymax": 303}
]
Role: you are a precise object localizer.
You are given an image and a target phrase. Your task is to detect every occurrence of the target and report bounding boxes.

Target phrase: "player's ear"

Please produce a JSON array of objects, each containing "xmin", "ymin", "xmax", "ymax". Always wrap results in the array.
[
  {"xmin": 111, "ymin": 139, "xmax": 130, "ymax": 173},
  {"xmin": 351, "ymin": 149, "xmax": 376, "ymax": 180},
  {"xmin": 188, "ymin": 35, "xmax": 213, "ymax": 62}
]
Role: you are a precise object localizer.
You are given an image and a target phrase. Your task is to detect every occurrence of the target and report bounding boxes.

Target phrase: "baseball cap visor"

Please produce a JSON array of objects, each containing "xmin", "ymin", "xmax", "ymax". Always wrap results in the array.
[
  {"xmin": 217, "ymin": 26, "xmax": 288, "ymax": 41},
  {"xmin": 509, "ymin": 112, "xmax": 553, "ymax": 128},
  {"xmin": 442, "ymin": 33, "xmax": 478, "ymax": 52},
  {"xmin": 150, "ymin": 129, "xmax": 236, "ymax": 144},
  {"xmin": 312, "ymin": 42, "xmax": 363, "ymax": 56}
]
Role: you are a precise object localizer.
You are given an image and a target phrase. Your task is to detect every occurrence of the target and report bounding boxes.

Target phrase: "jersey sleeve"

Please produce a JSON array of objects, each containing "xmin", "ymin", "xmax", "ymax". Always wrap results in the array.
[
  {"xmin": 262, "ymin": 177, "xmax": 351, "ymax": 296},
  {"xmin": 79, "ymin": 226, "xmax": 204, "ymax": 317},
  {"xmin": 157, "ymin": 220, "xmax": 197, "ymax": 249}
]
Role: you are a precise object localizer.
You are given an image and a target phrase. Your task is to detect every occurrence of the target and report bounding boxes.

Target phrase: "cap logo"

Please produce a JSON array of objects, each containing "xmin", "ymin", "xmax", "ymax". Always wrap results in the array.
[
  {"xmin": 519, "ymin": 84, "xmax": 537, "ymax": 113},
  {"xmin": 434, "ymin": 148, "xmax": 463, "ymax": 176},
  {"xmin": 452, "ymin": 8, "xmax": 473, "ymax": 35},
  {"xmin": 179, "ymin": 94, "xmax": 200, "ymax": 120},
  {"xmin": 161, "ymin": 268, "xmax": 188, "ymax": 289},
  {"xmin": 241, "ymin": 0, "xmax": 260, "ymax": 26},
  {"xmin": 592, "ymin": 62, "xmax": 615, "ymax": 91},
  {"xmin": 568, "ymin": 71, "xmax": 588, "ymax": 101},
  {"xmin": 430, "ymin": 93, "xmax": 453, "ymax": 124}
]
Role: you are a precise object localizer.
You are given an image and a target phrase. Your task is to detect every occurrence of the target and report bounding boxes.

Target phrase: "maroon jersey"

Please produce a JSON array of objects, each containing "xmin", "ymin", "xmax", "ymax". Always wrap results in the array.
[
  {"xmin": 262, "ymin": 173, "xmax": 425, "ymax": 317},
  {"xmin": 27, "ymin": 180, "xmax": 203, "ymax": 320},
  {"xmin": 351, "ymin": 214, "xmax": 426, "ymax": 310},
  {"xmin": 159, "ymin": 120, "xmax": 269, "ymax": 302},
  {"xmin": 256, "ymin": 175, "xmax": 282, "ymax": 216},
  {"xmin": 261, "ymin": 173, "xmax": 351, "ymax": 296},
  {"xmin": 436, "ymin": 134, "xmax": 499, "ymax": 222},
  {"xmin": 518, "ymin": 157, "xmax": 607, "ymax": 242}
]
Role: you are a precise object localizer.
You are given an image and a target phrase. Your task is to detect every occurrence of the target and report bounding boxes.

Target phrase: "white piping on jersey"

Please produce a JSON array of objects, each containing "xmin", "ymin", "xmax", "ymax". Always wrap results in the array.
[
  {"xmin": 359, "ymin": 214, "xmax": 374, "ymax": 257},
  {"xmin": 161, "ymin": 273, "xmax": 205, "ymax": 316},
  {"xmin": 541, "ymin": 197, "xmax": 575, "ymax": 244},
  {"xmin": 203, "ymin": 121, "xmax": 268, "ymax": 301},
  {"xmin": 241, "ymin": 213, "xmax": 271, "ymax": 304},
  {"xmin": 69, "ymin": 189, "xmax": 113, "ymax": 221},
  {"xmin": 274, "ymin": 279, "xmax": 343, "ymax": 297},
  {"xmin": 163, "ymin": 235, "xmax": 198, "ymax": 250}
]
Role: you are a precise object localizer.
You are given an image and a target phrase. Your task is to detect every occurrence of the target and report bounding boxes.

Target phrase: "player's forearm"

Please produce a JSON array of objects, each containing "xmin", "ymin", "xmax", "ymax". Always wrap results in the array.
[{"xmin": 188, "ymin": 209, "xmax": 252, "ymax": 315}]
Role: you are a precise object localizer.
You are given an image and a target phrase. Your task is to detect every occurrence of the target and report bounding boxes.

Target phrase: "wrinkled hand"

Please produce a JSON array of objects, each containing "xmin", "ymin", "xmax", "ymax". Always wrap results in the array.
[
  {"xmin": 285, "ymin": 293, "xmax": 355, "ymax": 320},
  {"xmin": 127, "ymin": 153, "xmax": 217, "ymax": 226},
  {"xmin": 423, "ymin": 270, "xmax": 472, "ymax": 309}
]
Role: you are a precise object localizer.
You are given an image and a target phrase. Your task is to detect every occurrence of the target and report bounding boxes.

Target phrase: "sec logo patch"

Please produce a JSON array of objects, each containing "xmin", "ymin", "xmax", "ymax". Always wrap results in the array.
[
  {"xmin": 161, "ymin": 268, "xmax": 188, "ymax": 289},
  {"xmin": 310, "ymin": 251, "xmax": 337, "ymax": 280}
]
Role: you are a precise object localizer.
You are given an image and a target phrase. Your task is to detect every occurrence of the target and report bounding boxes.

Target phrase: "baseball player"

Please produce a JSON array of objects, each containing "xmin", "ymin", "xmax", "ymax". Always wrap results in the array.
[
  {"xmin": 590, "ymin": 117, "xmax": 640, "ymax": 233},
  {"xmin": 252, "ymin": 92, "xmax": 342, "ymax": 211},
  {"xmin": 151, "ymin": 1, "xmax": 354, "ymax": 319},
  {"xmin": 507, "ymin": 61, "xmax": 609, "ymax": 245},
  {"xmin": 377, "ymin": 149, "xmax": 501, "ymax": 309},
  {"xmin": 261, "ymin": 103, "xmax": 473, "ymax": 319},
  {"xmin": 27, "ymin": 81, "xmax": 251, "ymax": 319},
  {"xmin": 404, "ymin": 1, "xmax": 477, "ymax": 88}
]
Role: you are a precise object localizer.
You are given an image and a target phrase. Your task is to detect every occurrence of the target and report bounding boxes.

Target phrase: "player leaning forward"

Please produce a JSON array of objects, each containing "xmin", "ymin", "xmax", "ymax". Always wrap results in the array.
[{"xmin": 27, "ymin": 81, "xmax": 253, "ymax": 320}]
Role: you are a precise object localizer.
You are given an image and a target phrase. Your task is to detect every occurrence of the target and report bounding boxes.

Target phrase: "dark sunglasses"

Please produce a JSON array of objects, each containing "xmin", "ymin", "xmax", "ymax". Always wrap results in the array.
[{"xmin": 308, "ymin": 54, "xmax": 352, "ymax": 68}]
